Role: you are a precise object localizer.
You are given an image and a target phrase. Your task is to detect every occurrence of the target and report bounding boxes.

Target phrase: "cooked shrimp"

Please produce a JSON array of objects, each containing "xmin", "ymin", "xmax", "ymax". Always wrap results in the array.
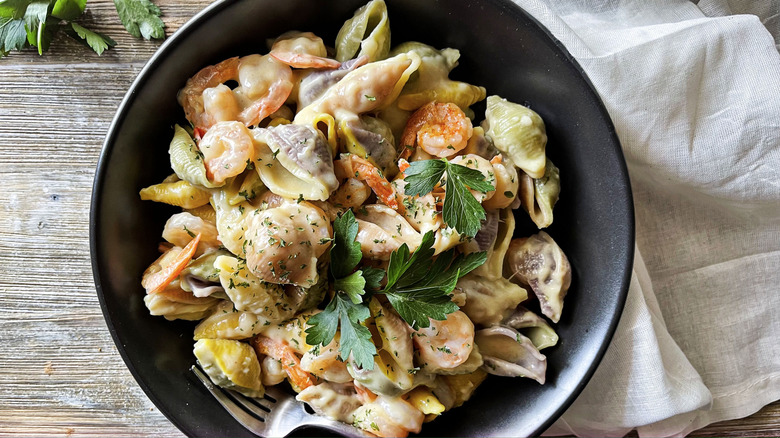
[
  {"xmin": 202, "ymin": 84, "xmax": 241, "ymax": 125},
  {"xmin": 300, "ymin": 340, "xmax": 352, "ymax": 383},
  {"xmin": 198, "ymin": 121, "xmax": 254, "ymax": 185},
  {"xmin": 329, "ymin": 177, "xmax": 372, "ymax": 209},
  {"xmin": 252, "ymin": 335, "xmax": 317, "ymax": 391},
  {"xmin": 162, "ymin": 212, "xmax": 221, "ymax": 257},
  {"xmin": 400, "ymin": 102, "xmax": 473, "ymax": 158},
  {"xmin": 482, "ymin": 154, "xmax": 519, "ymax": 210},
  {"xmin": 413, "ymin": 310, "xmax": 474, "ymax": 370},
  {"xmin": 177, "ymin": 55, "xmax": 293, "ymax": 132},
  {"xmin": 178, "ymin": 57, "xmax": 240, "ymax": 132},
  {"xmin": 269, "ymin": 31, "xmax": 340, "ymax": 69},
  {"xmin": 141, "ymin": 234, "xmax": 201, "ymax": 294},
  {"xmin": 234, "ymin": 54, "xmax": 294, "ymax": 126},
  {"xmin": 334, "ymin": 154, "xmax": 399, "ymax": 209}
]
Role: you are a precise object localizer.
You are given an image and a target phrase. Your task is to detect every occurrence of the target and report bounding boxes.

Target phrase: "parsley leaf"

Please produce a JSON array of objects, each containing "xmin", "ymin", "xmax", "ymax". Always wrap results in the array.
[
  {"xmin": 66, "ymin": 22, "xmax": 115, "ymax": 55},
  {"xmin": 333, "ymin": 270, "xmax": 366, "ymax": 304},
  {"xmin": 0, "ymin": 0, "xmax": 158, "ymax": 57},
  {"xmin": 304, "ymin": 295, "xmax": 339, "ymax": 349},
  {"xmin": 0, "ymin": 16, "xmax": 28, "ymax": 56},
  {"xmin": 404, "ymin": 158, "xmax": 495, "ymax": 237},
  {"xmin": 23, "ymin": 1, "xmax": 51, "ymax": 54},
  {"xmin": 305, "ymin": 209, "xmax": 377, "ymax": 370},
  {"xmin": 305, "ymin": 290, "xmax": 376, "ymax": 370},
  {"xmin": 385, "ymin": 290, "xmax": 459, "ymax": 330},
  {"xmin": 403, "ymin": 158, "xmax": 446, "ymax": 196},
  {"xmin": 362, "ymin": 266, "xmax": 385, "ymax": 293},
  {"xmin": 381, "ymin": 231, "xmax": 487, "ymax": 329},
  {"xmin": 330, "ymin": 209, "xmax": 362, "ymax": 278},
  {"xmin": 52, "ymin": 0, "xmax": 85, "ymax": 21},
  {"xmin": 336, "ymin": 295, "xmax": 376, "ymax": 369},
  {"xmin": 113, "ymin": 0, "xmax": 164, "ymax": 40}
]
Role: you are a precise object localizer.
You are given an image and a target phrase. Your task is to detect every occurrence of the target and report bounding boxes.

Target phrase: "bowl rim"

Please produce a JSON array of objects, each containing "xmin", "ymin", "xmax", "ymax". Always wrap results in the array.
[{"xmin": 90, "ymin": 0, "xmax": 635, "ymax": 435}]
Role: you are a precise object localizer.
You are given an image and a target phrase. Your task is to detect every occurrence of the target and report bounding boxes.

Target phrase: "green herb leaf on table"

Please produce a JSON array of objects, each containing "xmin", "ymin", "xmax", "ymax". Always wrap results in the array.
[
  {"xmin": 113, "ymin": 0, "xmax": 164, "ymax": 40},
  {"xmin": 23, "ymin": 1, "xmax": 51, "ymax": 54},
  {"xmin": 51, "ymin": 0, "xmax": 86, "ymax": 21},
  {"xmin": 67, "ymin": 21, "xmax": 115, "ymax": 55},
  {"xmin": 0, "ymin": 16, "xmax": 28, "ymax": 56},
  {"xmin": 0, "ymin": 0, "xmax": 160, "ymax": 57},
  {"xmin": 404, "ymin": 158, "xmax": 495, "ymax": 237}
]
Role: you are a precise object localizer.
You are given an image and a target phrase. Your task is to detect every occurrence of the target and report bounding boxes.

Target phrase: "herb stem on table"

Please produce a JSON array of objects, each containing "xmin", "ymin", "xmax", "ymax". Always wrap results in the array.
[{"xmin": 0, "ymin": 0, "xmax": 165, "ymax": 58}]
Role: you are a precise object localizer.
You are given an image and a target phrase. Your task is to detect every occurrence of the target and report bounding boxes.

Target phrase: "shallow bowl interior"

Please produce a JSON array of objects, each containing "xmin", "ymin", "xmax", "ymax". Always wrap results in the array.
[{"xmin": 91, "ymin": 0, "xmax": 634, "ymax": 436}]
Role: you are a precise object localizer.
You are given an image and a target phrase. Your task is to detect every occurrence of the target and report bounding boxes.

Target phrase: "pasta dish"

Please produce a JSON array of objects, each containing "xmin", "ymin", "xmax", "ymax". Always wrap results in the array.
[{"xmin": 138, "ymin": 1, "xmax": 571, "ymax": 436}]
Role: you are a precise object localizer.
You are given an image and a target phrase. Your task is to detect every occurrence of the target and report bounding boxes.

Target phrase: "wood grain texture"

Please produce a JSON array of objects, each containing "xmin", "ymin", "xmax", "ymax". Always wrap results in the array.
[{"xmin": 0, "ymin": 1, "xmax": 776, "ymax": 437}]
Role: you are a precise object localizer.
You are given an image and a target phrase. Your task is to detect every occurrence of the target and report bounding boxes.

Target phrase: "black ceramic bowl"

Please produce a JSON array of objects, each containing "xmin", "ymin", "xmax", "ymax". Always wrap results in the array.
[{"xmin": 91, "ymin": 0, "xmax": 634, "ymax": 436}]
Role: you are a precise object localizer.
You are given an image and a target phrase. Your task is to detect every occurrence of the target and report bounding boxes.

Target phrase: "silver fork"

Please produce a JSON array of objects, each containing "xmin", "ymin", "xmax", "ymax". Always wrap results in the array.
[{"xmin": 191, "ymin": 366, "xmax": 369, "ymax": 437}]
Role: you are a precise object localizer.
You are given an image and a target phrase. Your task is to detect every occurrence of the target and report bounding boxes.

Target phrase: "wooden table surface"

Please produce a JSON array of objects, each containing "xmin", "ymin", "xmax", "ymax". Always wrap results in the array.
[{"xmin": 0, "ymin": 1, "xmax": 777, "ymax": 436}]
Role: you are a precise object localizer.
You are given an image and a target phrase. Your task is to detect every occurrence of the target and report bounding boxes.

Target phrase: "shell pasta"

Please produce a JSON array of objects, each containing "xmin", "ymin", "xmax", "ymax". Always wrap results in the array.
[{"xmin": 138, "ymin": 1, "xmax": 572, "ymax": 436}]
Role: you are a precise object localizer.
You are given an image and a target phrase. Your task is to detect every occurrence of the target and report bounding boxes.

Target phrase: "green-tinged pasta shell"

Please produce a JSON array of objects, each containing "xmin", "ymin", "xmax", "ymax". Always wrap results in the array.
[
  {"xmin": 484, "ymin": 95, "xmax": 547, "ymax": 178},
  {"xmin": 457, "ymin": 274, "xmax": 528, "ymax": 326},
  {"xmin": 335, "ymin": 0, "xmax": 390, "ymax": 62},
  {"xmin": 390, "ymin": 42, "xmax": 486, "ymax": 111},
  {"xmin": 185, "ymin": 204, "xmax": 217, "ymax": 224},
  {"xmin": 223, "ymin": 170, "xmax": 266, "ymax": 206},
  {"xmin": 139, "ymin": 179, "xmax": 211, "ymax": 209},
  {"xmin": 169, "ymin": 124, "xmax": 222, "ymax": 188},
  {"xmin": 180, "ymin": 250, "xmax": 230, "ymax": 286},
  {"xmin": 194, "ymin": 338, "xmax": 264, "ymax": 397}
]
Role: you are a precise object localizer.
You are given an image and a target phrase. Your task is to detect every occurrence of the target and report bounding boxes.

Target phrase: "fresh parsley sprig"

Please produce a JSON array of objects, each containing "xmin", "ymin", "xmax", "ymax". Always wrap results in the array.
[
  {"xmin": 404, "ymin": 158, "xmax": 495, "ymax": 237},
  {"xmin": 0, "ymin": 0, "xmax": 163, "ymax": 58},
  {"xmin": 381, "ymin": 231, "xmax": 486, "ymax": 330},
  {"xmin": 306, "ymin": 210, "xmax": 487, "ymax": 368},
  {"xmin": 305, "ymin": 210, "xmax": 378, "ymax": 370}
]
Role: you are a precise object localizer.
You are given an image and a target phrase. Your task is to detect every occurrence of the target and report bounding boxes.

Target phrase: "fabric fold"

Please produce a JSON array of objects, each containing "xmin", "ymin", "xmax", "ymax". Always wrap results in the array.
[{"xmin": 511, "ymin": 0, "xmax": 780, "ymax": 436}]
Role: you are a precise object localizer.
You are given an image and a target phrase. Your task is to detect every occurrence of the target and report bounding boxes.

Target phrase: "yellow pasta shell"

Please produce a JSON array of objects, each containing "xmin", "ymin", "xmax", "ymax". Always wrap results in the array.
[{"xmin": 139, "ymin": 179, "xmax": 211, "ymax": 209}]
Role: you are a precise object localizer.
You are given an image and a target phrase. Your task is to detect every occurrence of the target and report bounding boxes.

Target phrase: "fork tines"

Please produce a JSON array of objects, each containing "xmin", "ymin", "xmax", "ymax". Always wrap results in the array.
[{"xmin": 191, "ymin": 365, "xmax": 275, "ymax": 434}]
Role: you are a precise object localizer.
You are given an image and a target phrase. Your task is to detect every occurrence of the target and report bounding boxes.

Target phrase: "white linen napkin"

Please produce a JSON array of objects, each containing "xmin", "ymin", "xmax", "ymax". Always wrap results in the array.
[{"xmin": 508, "ymin": 1, "xmax": 780, "ymax": 436}]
